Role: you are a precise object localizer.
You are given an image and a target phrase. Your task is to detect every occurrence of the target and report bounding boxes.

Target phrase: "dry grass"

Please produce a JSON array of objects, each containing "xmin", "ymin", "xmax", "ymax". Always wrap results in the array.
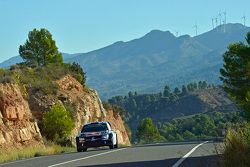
[
  {"xmin": 0, "ymin": 143, "xmax": 75, "ymax": 164},
  {"xmin": 222, "ymin": 124, "xmax": 250, "ymax": 167}
]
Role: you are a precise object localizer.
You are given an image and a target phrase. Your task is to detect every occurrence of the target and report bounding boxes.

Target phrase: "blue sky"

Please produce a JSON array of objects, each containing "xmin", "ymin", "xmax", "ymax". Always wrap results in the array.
[{"xmin": 0, "ymin": 0, "xmax": 249, "ymax": 62}]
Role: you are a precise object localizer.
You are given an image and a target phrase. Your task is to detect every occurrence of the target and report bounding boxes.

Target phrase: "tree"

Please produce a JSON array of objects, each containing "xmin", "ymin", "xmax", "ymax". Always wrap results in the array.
[
  {"xmin": 182, "ymin": 85, "xmax": 188, "ymax": 95},
  {"xmin": 220, "ymin": 32, "xmax": 250, "ymax": 119},
  {"xmin": 201, "ymin": 81, "xmax": 208, "ymax": 89},
  {"xmin": 174, "ymin": 87, "xmax": 181, "ymax": 95},
  {"xmin": 42, "ymin": 104, "xmax": 74, "ymax": 142},
  {"xmin": 19, "ymin": 28, "xmax": 63, "ymax": 67},
  {"xmin": 183, "ymin": 130, "xmax": 196, "ymax": 140},
  {"xmin": 128, "ymin": 91, "xmax": 133, "ymax": 98},
  {"xmin": 70, "ymin": 62, "xmax": 86, "ymax": 86},
  {"xmin": 163, "ymin": 85, "xmax": 171, "ymax": 97},
  {"xmin": 135, "ymin": 118, "xmax": 165, "ymax": 144}
]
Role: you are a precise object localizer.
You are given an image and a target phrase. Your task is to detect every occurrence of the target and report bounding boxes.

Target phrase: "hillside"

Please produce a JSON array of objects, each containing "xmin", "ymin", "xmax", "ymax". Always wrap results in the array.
[{"xmin": 108, "ymin": 83, "xmax": 240, "ymax": 138}]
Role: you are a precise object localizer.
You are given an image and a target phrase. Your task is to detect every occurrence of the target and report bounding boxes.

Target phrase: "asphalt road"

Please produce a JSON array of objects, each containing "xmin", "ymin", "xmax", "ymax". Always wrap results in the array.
[{"xmin": 0, "ymin": 141, "xmax": 222, "ymax": 167}]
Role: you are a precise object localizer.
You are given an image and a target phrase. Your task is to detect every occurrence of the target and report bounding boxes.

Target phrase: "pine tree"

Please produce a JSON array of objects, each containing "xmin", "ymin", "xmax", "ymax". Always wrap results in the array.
[
  {"xmin": 220, "ymin": 32, "xmax": 250, "ymax": 119},
  {"xmin": 19, "ymin": 28, "xmax": 63, "ymax": 67}
]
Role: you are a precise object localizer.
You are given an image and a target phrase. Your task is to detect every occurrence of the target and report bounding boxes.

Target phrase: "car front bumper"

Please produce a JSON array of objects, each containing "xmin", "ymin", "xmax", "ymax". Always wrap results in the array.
[{"xmin": 76, "ymin": 138, "xmax": 112, "ymax": 148}]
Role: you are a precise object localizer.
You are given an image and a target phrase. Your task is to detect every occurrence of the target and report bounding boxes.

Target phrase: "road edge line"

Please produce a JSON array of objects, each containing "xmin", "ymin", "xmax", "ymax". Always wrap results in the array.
[
  {"xmin": 172, "ymin": 141, "xmax": 209, "ymax": 167},
  {"xmin": 48, "ymin": 148, "xmax": 127, "ymax": 167}
]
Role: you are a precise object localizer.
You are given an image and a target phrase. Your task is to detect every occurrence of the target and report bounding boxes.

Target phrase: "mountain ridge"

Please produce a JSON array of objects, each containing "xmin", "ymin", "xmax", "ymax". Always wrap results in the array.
[{"xmin": 1, "ymin": 23, "xmax": 250, "ymax": 99}]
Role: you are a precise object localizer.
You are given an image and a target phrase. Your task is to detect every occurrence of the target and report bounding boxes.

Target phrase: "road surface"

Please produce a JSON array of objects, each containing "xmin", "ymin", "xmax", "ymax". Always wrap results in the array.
[{"xmin": 0, "ymin": 141, "xmax": 222, "ymax": 167}]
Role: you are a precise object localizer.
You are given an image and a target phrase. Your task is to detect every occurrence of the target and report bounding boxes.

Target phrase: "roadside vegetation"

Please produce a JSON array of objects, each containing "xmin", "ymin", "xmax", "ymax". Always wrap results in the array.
[
  {"xmin": 220, "ymin": 32, "xmax": 250, "ymax": 167},
  {"xmin": 134, "ymin": 111, "xmax": 243, "ymax": 144},
  {"xmin": 0, "ymin": 143, "xmax": 75, "ymax": 163},
  {"xmin": 42, "ymin": 104, "xmax": 75, "ymax": 146}
]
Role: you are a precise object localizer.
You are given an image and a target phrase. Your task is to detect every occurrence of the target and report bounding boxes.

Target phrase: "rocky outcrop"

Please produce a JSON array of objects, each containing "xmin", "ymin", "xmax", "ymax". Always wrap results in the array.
[
  {"xmin": 56, "ymin": 75, "xmax": 130, "ymax": 146},
  {"xmin": 0, "ymin": 75, "xmax": 131, "ymax": 149},
  {"xmin": 104, "ymin": 109, "xmax": 130, "ymax": 146},
  {"xmin": 0, "ymin": 84, "xmax": 43, "ymax": 150}
]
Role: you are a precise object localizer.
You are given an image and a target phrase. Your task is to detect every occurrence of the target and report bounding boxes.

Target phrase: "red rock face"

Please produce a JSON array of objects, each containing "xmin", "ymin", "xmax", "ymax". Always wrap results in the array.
[
  {"xmin": 56, "ymin": 75, "xmax": 131, "ymax": 146},
  {"xmin": 0, "ymin": 84, "xmax": 43, "ymax": 150},
  {"xmin": 104, "ymin": 109, "xmax": 131, "ymax": 146}
]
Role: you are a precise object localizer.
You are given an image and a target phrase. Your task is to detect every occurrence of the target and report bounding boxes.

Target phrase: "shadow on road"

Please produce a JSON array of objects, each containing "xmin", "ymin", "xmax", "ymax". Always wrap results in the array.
[{"xmin": 77, "ymin": 155, "xmax": 222, "ymax": 167}]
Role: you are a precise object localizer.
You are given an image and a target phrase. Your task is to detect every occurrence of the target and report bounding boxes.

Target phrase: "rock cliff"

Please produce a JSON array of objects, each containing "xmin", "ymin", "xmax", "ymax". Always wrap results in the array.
[
  {"xmin": 0, "ymin": 84, "xmax": 42, "ymax": 150},
  {"xmin": 55, "ymin": 75, "xmax": 130, "ymax": 146}
]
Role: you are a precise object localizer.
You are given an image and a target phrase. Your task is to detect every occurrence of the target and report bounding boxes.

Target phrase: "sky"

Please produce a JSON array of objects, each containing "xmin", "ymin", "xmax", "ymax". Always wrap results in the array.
[{"xmin": 0, "ymin": 0, "xmax": 250, "ymax": 63}]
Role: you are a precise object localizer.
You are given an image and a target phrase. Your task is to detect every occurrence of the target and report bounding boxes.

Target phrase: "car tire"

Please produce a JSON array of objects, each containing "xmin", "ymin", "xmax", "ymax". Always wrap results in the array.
[
  {"xmin": 109, "ymin": 139, "xmax": 115, "ymax": 149},
  {"xmin": 77, "ymin": 147, "xmax": 87, "ymax": 152}
]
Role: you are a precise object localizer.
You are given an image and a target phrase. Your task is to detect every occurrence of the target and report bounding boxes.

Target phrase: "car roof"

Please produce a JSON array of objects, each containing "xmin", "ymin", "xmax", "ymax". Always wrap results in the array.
[{"xmin": 84, "ymin": 122, "xmax": 111, "ymax": 126}]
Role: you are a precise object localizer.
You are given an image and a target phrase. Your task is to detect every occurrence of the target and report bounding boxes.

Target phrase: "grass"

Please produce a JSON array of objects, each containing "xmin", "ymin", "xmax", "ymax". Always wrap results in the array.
[
  {"xmin": 0, "ymin": 143, "xmax": 75, "ymax": 164},
  {"xmin": 222, "ymin": 124, "xmax": 250, "ymax": 167}
]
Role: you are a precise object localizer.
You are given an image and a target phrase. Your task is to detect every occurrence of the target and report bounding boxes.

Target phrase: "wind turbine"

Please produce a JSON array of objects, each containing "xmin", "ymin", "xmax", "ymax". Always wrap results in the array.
[
  {"xmin": 223, "ymin": 11, "xmax": 227, "ymax": 24},
  {"xmin": 242, "ymin": 14, "xmax": 246, "ymax": 26},
  {"xmin": 212, "ymin": 18, "xmax": 214, "ymax": 29},
  {"xmin": 175, "ymin": 31, "xmax": 179, "ymax": 37},
  {"xmin": 223, "ymin": 11, "xmax": 227, "ymax": 32},
  {"xmin": 218, "ymin": 12, "xmax": 222, "ymax": 26},
  {"xmin": 215, "ymin": 17, "xmax": 218, "ymax": 27},
  {"xmin": 193, "ymin": 24, "xmax": 198, "ymax": 36}
]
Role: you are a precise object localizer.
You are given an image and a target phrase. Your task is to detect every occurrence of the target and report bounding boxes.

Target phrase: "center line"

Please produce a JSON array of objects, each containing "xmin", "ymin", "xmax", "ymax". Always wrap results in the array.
[
  {"xmin": 48, "ymin": 148, "xmax": 127, "ymax": 167},
  {"xmin": 172, "ymin": 141, "xmax": 209, "ymax": 167}
]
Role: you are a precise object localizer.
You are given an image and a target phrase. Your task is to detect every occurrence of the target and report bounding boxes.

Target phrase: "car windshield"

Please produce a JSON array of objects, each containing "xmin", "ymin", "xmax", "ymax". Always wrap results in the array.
[{"xmin": 81, "ymin": 124, "xmax": 108, "ymax": 132}]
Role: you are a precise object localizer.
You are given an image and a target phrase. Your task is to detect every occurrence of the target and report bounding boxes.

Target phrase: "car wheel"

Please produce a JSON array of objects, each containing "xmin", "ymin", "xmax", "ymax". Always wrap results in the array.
[
  {"xmin": 82, "ymin": 148, "xmax": 87, "ymax": 152},
  {"xmin": 109, "ymin": 140, "xmax": 115, "ymax": 149}
]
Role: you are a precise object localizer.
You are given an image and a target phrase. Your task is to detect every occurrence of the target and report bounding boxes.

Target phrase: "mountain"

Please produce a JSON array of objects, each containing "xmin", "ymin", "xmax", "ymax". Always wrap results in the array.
[
  {"xmin": 1, "ymin": 23, "xmax": 249, "ymax": 99},
  {"xmin": 66, "ymin": 23, "xmax": 250, "ymax": 99},
  {"xmin": 0, "ymin": 53, "xmax": 76, "ymax": 68},
  {"xmin": 0, "ymin": 56, "xmax": 23, "ymax": 68}
]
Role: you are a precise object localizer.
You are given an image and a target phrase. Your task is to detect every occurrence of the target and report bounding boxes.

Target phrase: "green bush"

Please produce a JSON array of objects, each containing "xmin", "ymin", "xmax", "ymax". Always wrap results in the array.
[{"xmin": 42, "ymin": 104, "xmax": 74, "ymax": 144}]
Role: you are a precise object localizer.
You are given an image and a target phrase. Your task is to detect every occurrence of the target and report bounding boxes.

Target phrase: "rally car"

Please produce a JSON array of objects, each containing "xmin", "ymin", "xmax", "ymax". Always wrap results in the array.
[{"xmin": 76, "ymin": 122, "xmax": 118, "ymax": 152}]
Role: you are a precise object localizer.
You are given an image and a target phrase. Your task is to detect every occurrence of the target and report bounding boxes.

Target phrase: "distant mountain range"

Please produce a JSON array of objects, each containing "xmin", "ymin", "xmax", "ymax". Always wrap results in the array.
[{"xmin": 1, "ymin": 23, "xmax": 250, "ymax": 99}]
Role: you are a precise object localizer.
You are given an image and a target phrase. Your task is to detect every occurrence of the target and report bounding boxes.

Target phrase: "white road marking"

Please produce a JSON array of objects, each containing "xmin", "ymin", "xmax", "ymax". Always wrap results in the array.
[
  {"xmin": 48, "ymin": 148, "xmax": 127, "ymax": 167},
  {"xmin": 172, "ymin": 141, "xmax": 209, "ymax": 167}
]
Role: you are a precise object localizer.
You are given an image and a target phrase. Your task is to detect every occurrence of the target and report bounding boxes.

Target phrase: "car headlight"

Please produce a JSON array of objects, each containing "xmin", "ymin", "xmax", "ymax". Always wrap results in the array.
[{"xmin": 102, "ymin": 134, "xmax": 109, "ymax": 139}]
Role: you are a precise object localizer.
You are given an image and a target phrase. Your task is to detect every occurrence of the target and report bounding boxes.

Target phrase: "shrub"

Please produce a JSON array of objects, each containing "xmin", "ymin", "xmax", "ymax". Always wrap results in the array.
[
  {"xmin": 69, "ymin": 62, "xmax": 86, "ymax": 86},
  {"xmin": 42, "ymin": 104, "xmax": 75, "ymax": 144},
  {"xmin": 223, "ymin": 124, "xmax": 250, "ymax": 167}
]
